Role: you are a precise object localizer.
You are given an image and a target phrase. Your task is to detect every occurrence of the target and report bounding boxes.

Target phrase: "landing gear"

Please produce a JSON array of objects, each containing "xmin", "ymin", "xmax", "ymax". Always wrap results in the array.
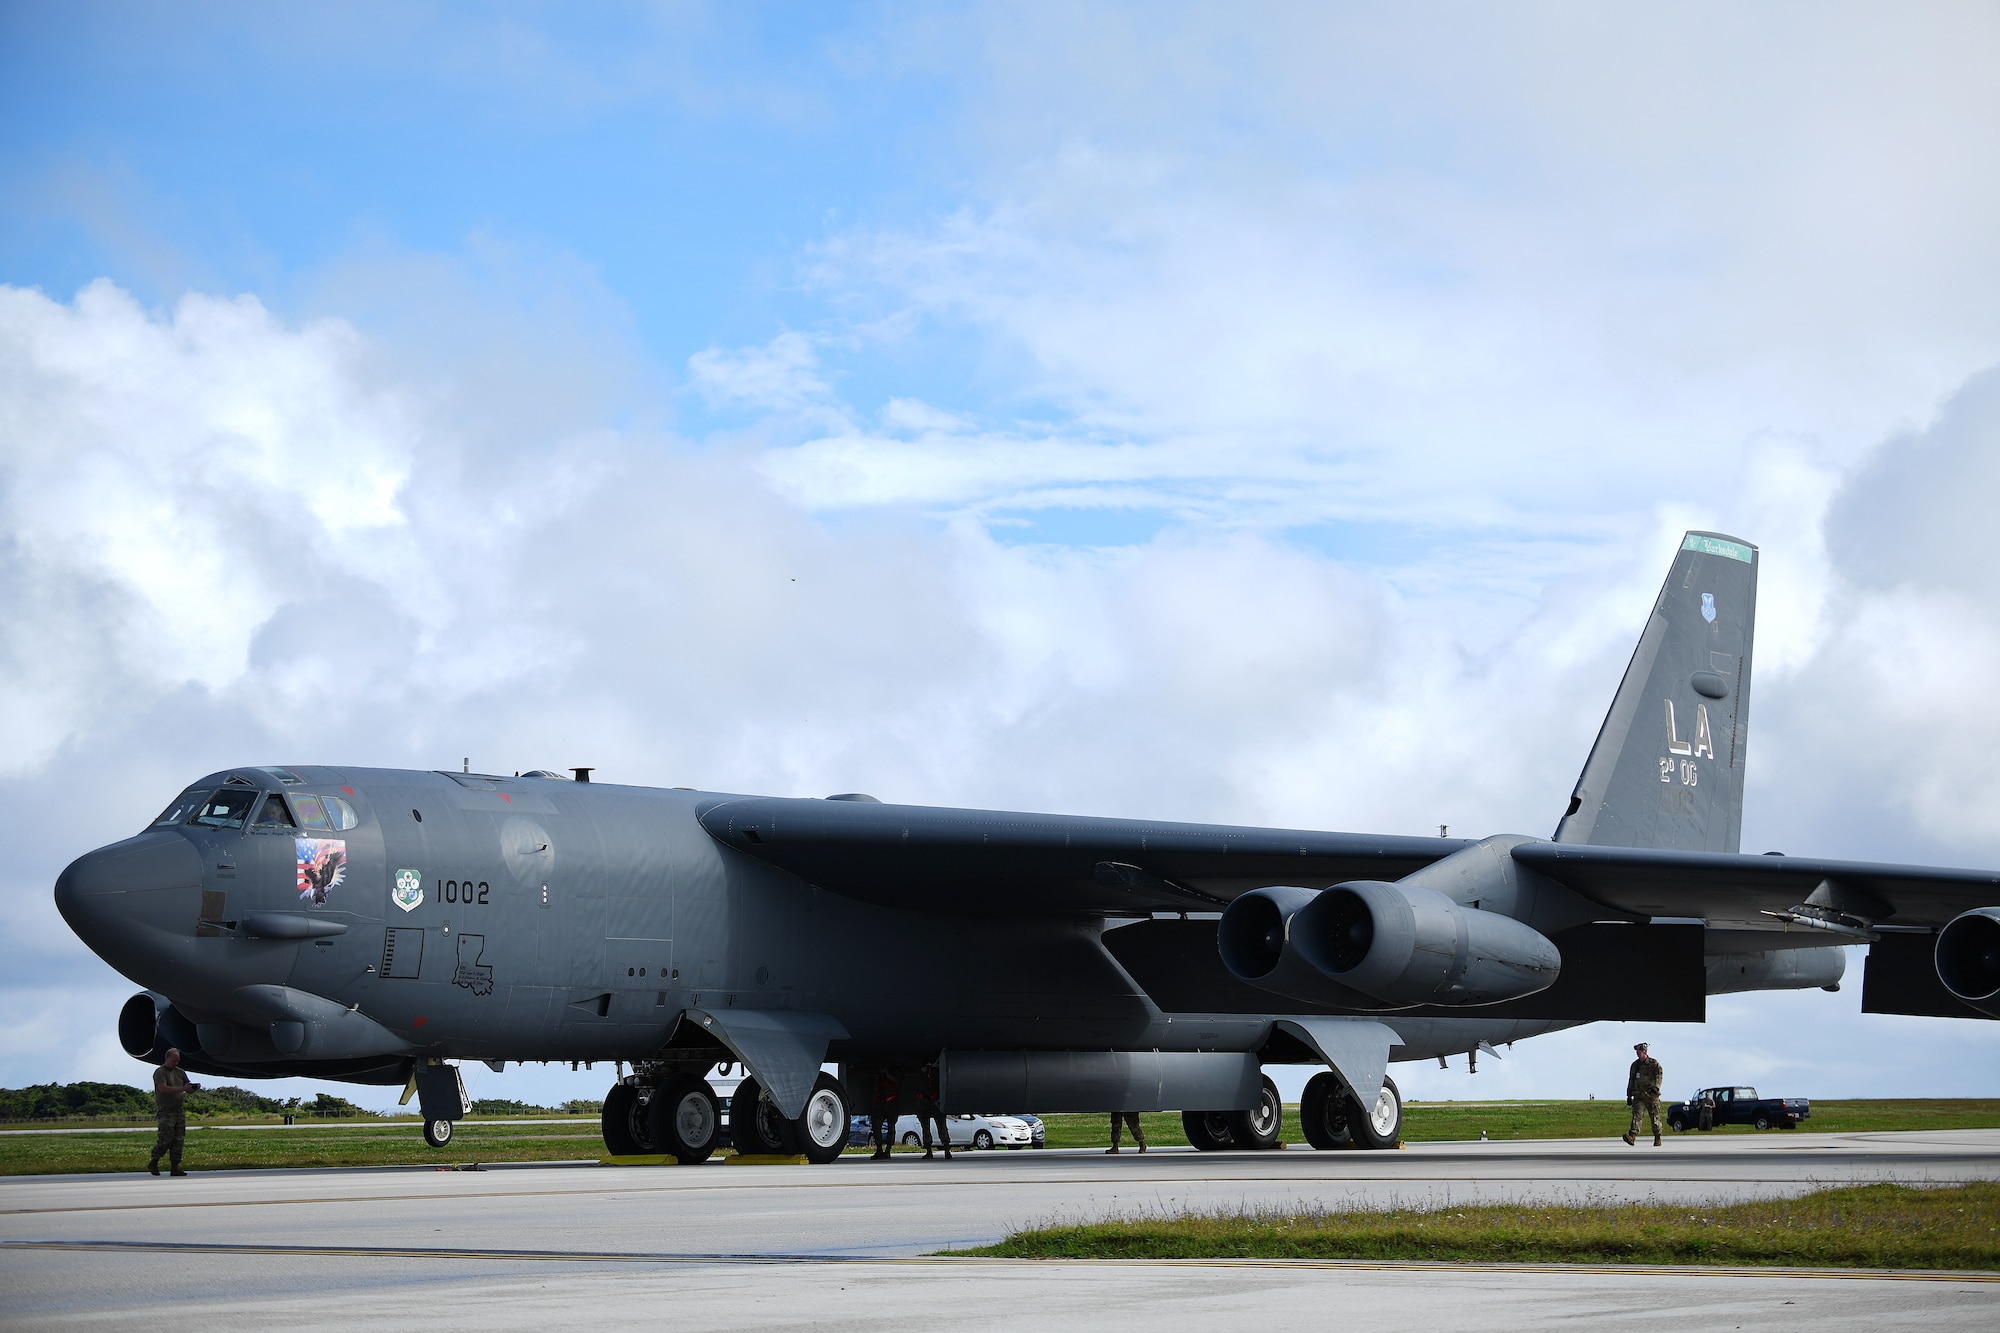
[
  {"xmin": 1182, "ymin": 1110, "xmax": 1234, "ymax": 1150},
  {"xmin": 1346, "ymin": 1074, "xmax": 1402, "ymax": 1150},
  {"xmin": 1298, "ymin": 1071, "xmax": 1353, "ymax": 1150},
  {"xmin": 422, "ymin": 1118, "xmax": 454, "ymax": 1149},
  {"xmin": 1226, "ymin": 1074, "xmax": 1284, "ymax": 1149},
  {"xmin": 601, "ymin": 1083, "xmax": 656, "ymax": 1156},
  {"xmin": 794, "ymin": 1073, "xmax": 851, "ymax": 1165},
  {"xmin": 648, "ymin": 1076, "xmax": 721, "ymax": 1164},
  {"xmin": 729, "ymin": 1076, "xmax": 799, "ymax": 1155}
]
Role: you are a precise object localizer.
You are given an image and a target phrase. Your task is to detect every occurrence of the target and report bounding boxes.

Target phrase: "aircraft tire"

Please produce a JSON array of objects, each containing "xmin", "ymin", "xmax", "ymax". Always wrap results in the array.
[
  {"xmin": 422, "ymin": 1117, "xmax": 454, "ymax": 1149},
  {"xmin": 649, "ymin": 1076, "xmax": 721, "ymax": 1164},
  {"xmin": 794, "ymin": 1073, "xmax": 850, "ymax": 1165},
  {"xmin": 730, "ymin": 1076, "xmax": 800, "ymax": 1155},
  {"xmin": 601, "ymin": 1084, "xmax": 653, "ymax": 1156},
  {"xmin": 1346, "ymin": 1074, "xmax": 1402, "ymax": 1150},
  {"xmin": 1298, "ymin": 1072, "xmax": 1353, "ymax": 1150},
  {"xmin": 1181, "ymin": 1110, "xmax": 1234, "ymax": 1151},
  {"xmin": 1225, "ymin": 1074, "xmax": 1284, "ymax": 1150}
]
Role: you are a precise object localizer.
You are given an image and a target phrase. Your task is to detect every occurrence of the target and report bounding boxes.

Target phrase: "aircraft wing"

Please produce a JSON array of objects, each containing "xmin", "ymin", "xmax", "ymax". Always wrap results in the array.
[
  {"xmin": 1510, "ymin": 842, "xmax": 2000, "ymax": 930},
  {"xmin": 700, "ymin": 796, "xmax": 2000, "ymax": 929},
  {"xmin": 695, "ymin": 796, "xmax": 1458, "ymax": 914}
]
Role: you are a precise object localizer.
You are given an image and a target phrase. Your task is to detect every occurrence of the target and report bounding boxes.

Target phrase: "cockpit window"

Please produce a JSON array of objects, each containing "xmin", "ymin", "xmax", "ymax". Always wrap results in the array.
[
  {"xmin": 292, "ymin": 794, "xmax": 332, "ymax": 829},
  {"xmin": 327, "ymin": 795, "xmax": 360, "ymax": 830},
  {"xmin": 150, "ymin": 789, "xmax": 212, "ymax": 828},
  {"xmin": 252, "ymin": 794, "xmax": 298, "ymax": 831},
  {"xmin": 190, "ymin": 789, "xmax": 258, "ymax": 829}
]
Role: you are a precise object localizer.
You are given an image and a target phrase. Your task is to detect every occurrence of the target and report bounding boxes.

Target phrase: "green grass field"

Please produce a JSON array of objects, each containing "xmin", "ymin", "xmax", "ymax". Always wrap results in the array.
[
  {"xmin": 1031, "ymin": 1098, "xmax": 2000, "ymax": 1150},
  {"xmin": 4, "ymin": 1099, "xmax": 1996, "ymax": 1176},
  {"xmin": 959, "ymin": 1180, "xmax": 2000, "ymax": 1269}
]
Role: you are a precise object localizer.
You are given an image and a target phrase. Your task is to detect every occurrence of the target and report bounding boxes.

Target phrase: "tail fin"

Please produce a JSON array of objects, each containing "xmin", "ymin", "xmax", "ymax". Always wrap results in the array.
[{"xmin": 1554, "ymin": 531, "xmax": 1758, "ymax": 853}]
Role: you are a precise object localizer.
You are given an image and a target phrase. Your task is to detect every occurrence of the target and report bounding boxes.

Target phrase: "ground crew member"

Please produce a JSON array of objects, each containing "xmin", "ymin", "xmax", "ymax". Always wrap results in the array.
[
  {"xmin": 869, "ymin": 1067, "xmax": 901, "ymax": 1160},
  {"xmin": 149, "ymin": 1048, "xmax": 199, "ymax": 1176},
  {"xmin": 1698, "ymin": 1089, "xmax": 1716, "ymax": 1132},
  {"xmin": 1623, "ymin": 1041, "xmax": 1663, "ymax": 1147},
  {"xmin": 914, "ymin": 1062, "xmax": 951, "ymax": 1161},
  {"xmin": 1106, "ymin": 1110, "xmax": 1147, "ymax": 1154}
]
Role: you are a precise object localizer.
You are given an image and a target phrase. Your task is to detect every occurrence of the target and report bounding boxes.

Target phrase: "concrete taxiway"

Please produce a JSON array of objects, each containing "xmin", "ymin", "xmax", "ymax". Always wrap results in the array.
[{"xmin": 5, "ymin": 1129, "xmax": 1999, "ymax": 1329}]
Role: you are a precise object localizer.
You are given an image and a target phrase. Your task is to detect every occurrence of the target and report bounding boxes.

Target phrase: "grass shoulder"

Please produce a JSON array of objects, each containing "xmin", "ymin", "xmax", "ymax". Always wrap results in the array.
[{"xmin": 956, "ymin": 1181, "xmax": 2000, "ymax": 1269}]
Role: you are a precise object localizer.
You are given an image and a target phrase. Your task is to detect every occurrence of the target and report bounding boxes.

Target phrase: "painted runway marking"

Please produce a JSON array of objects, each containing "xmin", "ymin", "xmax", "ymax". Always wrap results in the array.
[
  {"xmin": 2, "ymin": 1170, "xmax": 1951, "ymax": 1218},
  {"xmin": 5, "ymin": 1238, "xmax": 1997, "ymax": 1283}
]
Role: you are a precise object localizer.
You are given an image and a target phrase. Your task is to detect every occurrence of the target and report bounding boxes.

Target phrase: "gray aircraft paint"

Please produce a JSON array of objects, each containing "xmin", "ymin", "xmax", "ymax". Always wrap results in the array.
[
  {"xmin": 53, "ymin": 531, "xmax": 2000, "ymax": 1147},
  {"xmin": 1555, "ymin": 531, "xmax": 1757, "ymax": 853}
]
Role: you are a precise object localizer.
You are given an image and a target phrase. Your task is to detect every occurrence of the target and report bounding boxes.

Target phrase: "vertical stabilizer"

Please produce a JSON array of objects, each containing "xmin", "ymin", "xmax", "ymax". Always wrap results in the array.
[{"xmin": 1554, "ymin": 532, "xmax": 1757, "ymax": 853}]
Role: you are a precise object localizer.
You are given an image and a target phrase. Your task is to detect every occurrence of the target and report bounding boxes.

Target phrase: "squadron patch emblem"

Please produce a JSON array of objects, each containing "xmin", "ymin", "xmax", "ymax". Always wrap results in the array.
[
  {"xmin": 392, "ymin": 868, "xmax": 424, "ymax": 913},
  {"xmin": 1701, "ymin": 592, "xmax": 1717, "ymax": 624}
]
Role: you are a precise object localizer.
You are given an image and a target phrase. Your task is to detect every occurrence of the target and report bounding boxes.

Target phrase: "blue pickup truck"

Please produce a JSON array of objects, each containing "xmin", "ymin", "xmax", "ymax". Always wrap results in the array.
[{"xmin": 1667, "ymin": 1086, "xmax": 1811, "ymax": 1132}]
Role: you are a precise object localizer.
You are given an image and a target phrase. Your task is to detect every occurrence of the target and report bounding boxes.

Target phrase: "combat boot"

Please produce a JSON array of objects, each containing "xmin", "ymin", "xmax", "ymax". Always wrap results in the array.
[
  {"xmin": 1653, "ymin": 1133, "xmax": 1663, "ymax": 1147},
  {"xmin": 1621, "ymin": 1132, "xmax": 1636, "ymax": 1146},
  {"xmin": 148, "ymin": 1158, "xmax": 161, "ymax": 1177}
]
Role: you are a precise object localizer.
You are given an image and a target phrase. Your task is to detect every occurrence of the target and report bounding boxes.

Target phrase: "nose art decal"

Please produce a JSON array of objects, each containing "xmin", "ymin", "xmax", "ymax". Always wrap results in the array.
[{"xmin": 296, "ymin": 838, "xmax": 347, "ymax": 905}]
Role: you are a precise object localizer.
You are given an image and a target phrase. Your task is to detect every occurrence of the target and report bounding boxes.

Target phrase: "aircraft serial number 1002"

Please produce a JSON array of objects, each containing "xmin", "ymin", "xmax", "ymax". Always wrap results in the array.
[{"xmin": 55, "ymin": 532, "xmax": 2000, "ymax": 1160}]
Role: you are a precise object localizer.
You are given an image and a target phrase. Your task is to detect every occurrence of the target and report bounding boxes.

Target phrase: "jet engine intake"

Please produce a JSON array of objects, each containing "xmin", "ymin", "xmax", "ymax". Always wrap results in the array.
[
  {"xmin": 1216, "ymin": 886, "xmax": 1381, "ymax": 1006},
  {"xmin": 1936, "ymin": 908, "xmax": 2000, "ymax": 1016},
  {"xmin": 1290, "ymin": 880, "xmax": 1561, "ymax": 1006}
]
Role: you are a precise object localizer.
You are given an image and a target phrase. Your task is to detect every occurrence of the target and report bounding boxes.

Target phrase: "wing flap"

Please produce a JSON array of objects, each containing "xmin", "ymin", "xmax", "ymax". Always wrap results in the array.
[{"xmin": 1513, "ymin": 842, "xmax": 2000, "ymax": 927}]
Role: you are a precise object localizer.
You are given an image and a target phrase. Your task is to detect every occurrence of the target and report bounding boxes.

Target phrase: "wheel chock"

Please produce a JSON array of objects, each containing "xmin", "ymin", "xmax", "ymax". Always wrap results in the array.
[
  {"xmin": 599, "ymin": 1154, "xmax": 671, "ymax": 1166},
  {"xmin": 725, "ymin": 1153, "xmax": 809, "ymax": 1166}
]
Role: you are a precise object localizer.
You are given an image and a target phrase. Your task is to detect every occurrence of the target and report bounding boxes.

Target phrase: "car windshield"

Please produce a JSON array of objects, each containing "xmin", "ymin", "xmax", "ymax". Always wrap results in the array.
[
  {"xmin": 190, "ymin": 788, "xmax": 258, "ymax": 829},
  {"xmin": 149, "ymin": 789, "xmax": 212, "ymax": 828}
]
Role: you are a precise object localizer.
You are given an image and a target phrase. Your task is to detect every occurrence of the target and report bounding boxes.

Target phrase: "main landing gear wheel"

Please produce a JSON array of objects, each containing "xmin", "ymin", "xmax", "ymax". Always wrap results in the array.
[
  {"xmin": 1226, "ymin": 1074, "xmax": 1284, "ymax": 1150},
  {"xmin": 1298, "ymin": 1072, "xmax": 1353, "ymax": 1151},
  {"xmin": 649, "ymin": 1076, "xmax": 721, "ymax": 1164},
  {"xmin": 730, "ymin": 1077, "xmax": 800, "ymax": 1155},
  {"xmin": 1182, "ymin": 1110, "xmax": 1234, "ymax": 1151},
  {"xmin": 795, "ymin": 1073, "xmax": 851, "ymax": 1165},
  {"xmin": 601, "ymin": 1083, "xmax": 655, "ymax": 1157},
  {"xmin": 422, "ymin": 1118, "xmax": 454, "ymax": 1149},
  {"xmin": 1347, "ymin": 1074, "xmax": 1402, "ymax": 1150}
]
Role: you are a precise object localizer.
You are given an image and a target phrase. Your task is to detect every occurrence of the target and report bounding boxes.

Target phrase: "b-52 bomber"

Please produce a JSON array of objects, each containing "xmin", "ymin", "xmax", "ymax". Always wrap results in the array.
[{"xmin": 56, "ymin": 533, "xmax": 2000, "ymax": 1160}]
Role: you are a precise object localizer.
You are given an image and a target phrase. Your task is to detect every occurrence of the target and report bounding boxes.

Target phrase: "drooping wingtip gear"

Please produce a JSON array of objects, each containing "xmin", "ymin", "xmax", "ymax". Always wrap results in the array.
[{"xmin": 1556, "ymin": 531, "xmax": 1757, "ymax": 853}]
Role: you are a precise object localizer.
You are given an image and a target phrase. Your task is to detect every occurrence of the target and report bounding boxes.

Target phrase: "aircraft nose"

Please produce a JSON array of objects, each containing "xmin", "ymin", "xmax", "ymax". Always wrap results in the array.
[{"xmin": 54, "ymin": 832, "xmax": 205, "ymax": 953}]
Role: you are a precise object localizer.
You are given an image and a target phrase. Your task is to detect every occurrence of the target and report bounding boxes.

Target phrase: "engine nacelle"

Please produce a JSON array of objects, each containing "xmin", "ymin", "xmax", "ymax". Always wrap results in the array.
[
  {"xmin": 1936, "ymin": 907, "xmax": 2000, "ymax": 1017},
  {"xmin": 118, "ymin": 991, "xmax": 196, "ymax": 1064},
  {"xmin": 1217, "ymin": 886, "xmax": 1381, "ymax": 1006},
  {"xmin": 1290, "ymin": 879, "xmax": 1561, "ymax": 1006}
]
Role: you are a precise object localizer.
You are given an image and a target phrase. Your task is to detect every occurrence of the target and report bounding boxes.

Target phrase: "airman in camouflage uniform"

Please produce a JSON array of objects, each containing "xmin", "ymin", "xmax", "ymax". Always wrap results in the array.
[
  {"xmin": 1623, "ymin": 1041, "xmax": 1663, "ymax": 1147},
  {"xmin": 149, "ymin": 1047, "xmax": 199, "ymax": 1176}
]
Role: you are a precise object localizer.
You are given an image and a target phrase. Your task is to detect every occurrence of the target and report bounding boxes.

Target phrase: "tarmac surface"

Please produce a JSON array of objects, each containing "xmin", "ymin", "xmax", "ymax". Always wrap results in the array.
[{"xmin": 5, "ymin": 1129, "xmax": 1999, "ymax": 1329}]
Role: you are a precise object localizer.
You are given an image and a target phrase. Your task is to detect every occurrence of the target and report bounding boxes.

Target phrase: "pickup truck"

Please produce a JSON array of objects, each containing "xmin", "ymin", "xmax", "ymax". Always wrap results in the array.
[{"xmin": 1666, "ymin": 1086, "xmax": 1811, "ymax": 1132}]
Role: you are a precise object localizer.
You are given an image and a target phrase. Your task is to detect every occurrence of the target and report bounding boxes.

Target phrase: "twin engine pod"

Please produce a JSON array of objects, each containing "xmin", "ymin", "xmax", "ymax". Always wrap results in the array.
[
  {"xmin": 1218, "ymin": 877, "xmax": 1562, "ymax": 1009},
  {"xmin": 1936, "ymin": 907, "xmax": 2000, "ymax": 1017}
]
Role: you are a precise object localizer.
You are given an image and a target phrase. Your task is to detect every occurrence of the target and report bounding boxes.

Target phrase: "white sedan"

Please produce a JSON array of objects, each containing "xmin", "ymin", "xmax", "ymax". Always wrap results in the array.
[{"xmin": 893, "ymin": 1112, "xmax": 1034, "ymax": 1150}]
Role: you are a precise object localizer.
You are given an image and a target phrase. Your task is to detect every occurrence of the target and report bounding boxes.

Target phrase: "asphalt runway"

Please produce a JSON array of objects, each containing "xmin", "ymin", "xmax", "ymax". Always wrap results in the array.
[{"xmin": 5, "ymin": 1129, "xmax": 1999, "ymax": 1329}]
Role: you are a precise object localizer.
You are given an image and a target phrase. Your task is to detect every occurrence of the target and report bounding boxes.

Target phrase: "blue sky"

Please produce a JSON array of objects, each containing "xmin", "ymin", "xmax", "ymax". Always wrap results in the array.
[{"xmin": 5, "ymin": 2, "xmax": 2000, "ymax": 1112}]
